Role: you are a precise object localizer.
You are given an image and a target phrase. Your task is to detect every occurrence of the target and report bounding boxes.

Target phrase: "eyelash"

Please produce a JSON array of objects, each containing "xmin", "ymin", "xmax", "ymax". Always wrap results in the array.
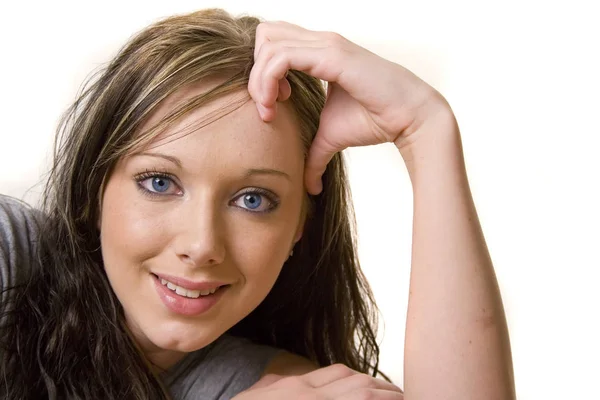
[
  {"xmin": 134, "ymin": 169, "xmax": 180, "ymax": 198},
  {"xmin": 133, "ymin": 169, "xmax": 280, "ymax": 214},
  {"xmin": 234, "ymin": 188, "xmax": 280, "ymax": 214}
]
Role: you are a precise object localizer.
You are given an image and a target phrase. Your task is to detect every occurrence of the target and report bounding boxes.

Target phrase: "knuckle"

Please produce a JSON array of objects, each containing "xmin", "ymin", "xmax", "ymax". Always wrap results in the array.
[
  {"xmin": 329, "ymin": 46, "xmax": 347, "ymax": 64},
  {"xmin": 354, "ymin": 374, "xmax": 378, "ymax": 388},
  {"xmin": 255, "ymin": 22, "xmax": 269, "ymax": 37},
  {"xmin": 271, "ymin": 50, "xmax": 289, "ymax": 68},
  {"xmin": 328, "ymin": 363, "xmax": 353, "ymax": 374},
  {"xmin": 259, "ymin": 40, "xmax": 279, "ymax": 59},
  {"xmin": 324, "ymin": 31, "xmax": 346, "ymax": 46},
  {"xmin": 355, "ymin": 388, "xmax": 378, "ymax": 400}
]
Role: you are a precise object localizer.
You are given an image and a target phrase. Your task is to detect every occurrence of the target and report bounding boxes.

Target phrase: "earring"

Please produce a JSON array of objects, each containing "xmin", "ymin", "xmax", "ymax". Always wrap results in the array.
[{"xmin": 290, "ymin": 249, "xmax": 294, "ymax": 257}]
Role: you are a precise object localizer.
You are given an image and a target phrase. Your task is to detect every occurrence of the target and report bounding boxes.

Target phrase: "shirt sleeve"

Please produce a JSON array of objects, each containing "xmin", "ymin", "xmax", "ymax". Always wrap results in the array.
[
  {"xmin": 0, "ymin": 194, "xmax": 41, "ymax": 299},
  {"xmin": 163, "ymin": 334, "xmax": 283, "ymax": 400}
]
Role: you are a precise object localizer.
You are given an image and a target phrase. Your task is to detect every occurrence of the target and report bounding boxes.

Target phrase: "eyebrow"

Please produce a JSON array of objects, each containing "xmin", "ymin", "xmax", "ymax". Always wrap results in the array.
[
  {"xmin": 244, "ymin": 168, "xmax": 291, "ymax": 182},
  {"xmin": 134, "ymin": 152, "xmax": 182, "ymax": 168},
  {"xmin": 133, "ymin": 152, "xmax": 291, "ymax": 181}
]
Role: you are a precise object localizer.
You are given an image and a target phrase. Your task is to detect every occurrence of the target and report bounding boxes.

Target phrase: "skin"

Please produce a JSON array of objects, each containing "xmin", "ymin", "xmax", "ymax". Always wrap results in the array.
[
  {"xmin": 100, "ymin": 18, "xmax": 514, "ymax": 399},
  {"xmin": 235, "ymin": 21, "xmax": 515, "ymax": 399},
  {"xmin": 98, "ymin": 83, "xmax": 305, "ymax": 370}
]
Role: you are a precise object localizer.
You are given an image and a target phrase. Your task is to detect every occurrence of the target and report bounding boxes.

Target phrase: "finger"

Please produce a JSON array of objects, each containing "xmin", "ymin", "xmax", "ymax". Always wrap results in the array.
[
  {"xmin": 321, "ymin": 373, "xmax": 404, "ymax": 397},
  {"xmin": 254, "ymin": 21, "xmax": 321, "ymax": 62},
  {"xmin": 253, "ymin": 22, "xmax": 340, "ymax": 107},
  {"xmin": 344, "ymin": 388, "xmax": 404, "ymax": 400},
  {"xmin": 259, "ymin": 43, "xmax": 342, "ymax": 107},
  {"xmin": 304, "ymin": 132, "xmax": 341, "ymax": 195},
  {"xmin": 249, "ymin": 40, "xmax": 323, "ymax": 121},
  {"xmin": 278, "ymin": 76, "xmax": 291, "ymax": 102},
  {"xmin": 254, "ymin": 77, "xmax": 290, "ymax": 122},
  {"xmin": 252, "ymin": 79, "xmax": 288, "ymax": 122},
  {"xmin": 299, "ymin": 364, "xmax": 358, "ymax": 387},
  {"xmin": 249, "ymin": 40, "xmax": 331, "ymax": 107}
]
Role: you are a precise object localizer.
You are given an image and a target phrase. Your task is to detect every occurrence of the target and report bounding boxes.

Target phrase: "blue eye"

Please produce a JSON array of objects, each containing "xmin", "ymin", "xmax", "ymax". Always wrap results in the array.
[
  {"xmin": 151, "ymin": 177, "xmax": 170, "ymax": 192},
  {"xmin": 135, "ymin": 171, "xmax": 181, "ymax": 196},
  {"xmin": 243, "ymin": 193, "xmax": 262, "ymax": 209},
  {"xmin": 232, "ymin": 189, "xmax": 279, "ymax": 213}
]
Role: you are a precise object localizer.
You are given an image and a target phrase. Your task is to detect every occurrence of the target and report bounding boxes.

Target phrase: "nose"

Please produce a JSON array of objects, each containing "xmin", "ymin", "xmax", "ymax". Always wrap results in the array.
[{"xmin": 172, "ymin": 203, "xmax": 226, "ymax": 268}]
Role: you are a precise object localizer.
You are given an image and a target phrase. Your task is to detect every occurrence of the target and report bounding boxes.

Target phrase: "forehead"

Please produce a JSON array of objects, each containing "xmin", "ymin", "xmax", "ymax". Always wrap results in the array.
[{"xmin": 135, "ymin": 81, "xmax": 305, "ymax": 175}]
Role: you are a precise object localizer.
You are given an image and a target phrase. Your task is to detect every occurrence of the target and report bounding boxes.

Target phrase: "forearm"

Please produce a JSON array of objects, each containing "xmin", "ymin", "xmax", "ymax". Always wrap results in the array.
[{"xmin": 398, "ymin": 112, "xmax": 515, "ymax": 399}]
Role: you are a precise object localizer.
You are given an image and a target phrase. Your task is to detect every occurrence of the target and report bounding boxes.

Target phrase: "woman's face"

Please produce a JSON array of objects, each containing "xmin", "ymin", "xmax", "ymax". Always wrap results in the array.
[{"xmin": 98, "ymin": 83, "xmax": 306, "ymax": 368}]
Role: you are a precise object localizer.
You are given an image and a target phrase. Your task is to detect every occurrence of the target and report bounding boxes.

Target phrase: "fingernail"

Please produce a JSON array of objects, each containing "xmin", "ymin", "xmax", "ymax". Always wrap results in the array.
[{"xmin": 256, "ymin": 103, "xmax": 268, "ymax": 120}]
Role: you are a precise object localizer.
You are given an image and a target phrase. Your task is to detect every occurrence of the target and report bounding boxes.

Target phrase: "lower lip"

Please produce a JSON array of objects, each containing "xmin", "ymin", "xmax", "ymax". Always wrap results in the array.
[{"xmin": 152, "ymin": 275, "xmax": 227, "ymax": 316}]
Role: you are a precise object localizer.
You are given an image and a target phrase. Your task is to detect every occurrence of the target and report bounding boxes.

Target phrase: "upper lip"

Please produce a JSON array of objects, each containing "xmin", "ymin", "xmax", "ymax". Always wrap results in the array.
[{"xmin": 153, "ymin": 273, "xmax": 229, "ymax": 291}]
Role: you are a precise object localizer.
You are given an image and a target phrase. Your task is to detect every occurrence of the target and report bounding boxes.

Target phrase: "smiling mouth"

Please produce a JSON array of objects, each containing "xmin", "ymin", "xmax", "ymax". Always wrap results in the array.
[{"xmin": 152, "ymin": 274, "xmax": 228, "ymax": 299}]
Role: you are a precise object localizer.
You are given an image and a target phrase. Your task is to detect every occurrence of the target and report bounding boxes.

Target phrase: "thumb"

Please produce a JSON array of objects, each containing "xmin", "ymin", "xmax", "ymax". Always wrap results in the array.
[{"xmin": 304, "ymin": 131, "xmax": 342, "ymax": 195}]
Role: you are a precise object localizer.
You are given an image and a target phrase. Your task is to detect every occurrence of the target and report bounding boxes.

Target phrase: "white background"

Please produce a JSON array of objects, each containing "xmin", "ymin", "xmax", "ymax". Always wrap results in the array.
[{"xmin": 1, "ymin": 1, "xmax": 598, "ymax": 398}]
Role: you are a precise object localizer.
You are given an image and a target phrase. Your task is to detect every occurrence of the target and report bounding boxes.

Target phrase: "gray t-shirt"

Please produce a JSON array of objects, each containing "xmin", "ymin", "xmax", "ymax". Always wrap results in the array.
[{"xmin": 0, "ymin": 194, "xmax": 280, "ymax": 399}]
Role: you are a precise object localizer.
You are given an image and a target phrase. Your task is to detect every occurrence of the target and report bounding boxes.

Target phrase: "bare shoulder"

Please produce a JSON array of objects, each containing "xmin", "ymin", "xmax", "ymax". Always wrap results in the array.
[{"xmin": 261, "ymin": 351, "xmax": 318, "ymax": 377}]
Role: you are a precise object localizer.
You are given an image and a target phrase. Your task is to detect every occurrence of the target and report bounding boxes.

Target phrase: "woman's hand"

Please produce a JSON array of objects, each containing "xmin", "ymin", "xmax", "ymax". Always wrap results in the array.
[
  {"xmin": 248, "ymin": 21, "xmax": 454, "ymax": 194},
  {"xmin": 250, "ymin": 21, "xmax": 516, "ymax": 400},
  {"xmin": 232, "ymin": 364, "xmax": 404, "ymax": 400}
]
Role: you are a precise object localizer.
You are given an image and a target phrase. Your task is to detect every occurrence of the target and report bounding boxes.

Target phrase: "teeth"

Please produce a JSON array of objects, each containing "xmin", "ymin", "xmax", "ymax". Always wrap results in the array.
[{"xmin": 159, "ymin": 278, "xmax": 219, "ymax": 299}]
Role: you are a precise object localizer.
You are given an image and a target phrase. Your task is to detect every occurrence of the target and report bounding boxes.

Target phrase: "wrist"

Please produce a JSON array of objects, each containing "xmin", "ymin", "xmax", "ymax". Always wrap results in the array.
[
  {"xmin": 395, "ymin": 113, "xmax": 466, "ymax": 186},
  {"xmin": 394, "ymin": 93, "xmax": 458, "ymax": 152}
]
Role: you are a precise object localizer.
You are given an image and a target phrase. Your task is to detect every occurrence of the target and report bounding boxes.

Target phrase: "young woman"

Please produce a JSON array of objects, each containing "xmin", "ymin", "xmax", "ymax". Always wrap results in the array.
[{"xmin": 0, "ymin": 8, "xmax": 515, "ymax": 400}]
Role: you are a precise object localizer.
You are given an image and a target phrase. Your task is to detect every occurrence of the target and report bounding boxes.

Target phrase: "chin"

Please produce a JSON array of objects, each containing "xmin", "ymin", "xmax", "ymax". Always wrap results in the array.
[{"xmin": 145, "ymin": 319, "xmax": 225, "ymax": 353}]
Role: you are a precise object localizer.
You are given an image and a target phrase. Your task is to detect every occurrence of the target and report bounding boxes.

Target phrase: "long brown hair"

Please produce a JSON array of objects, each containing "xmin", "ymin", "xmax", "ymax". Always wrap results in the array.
[{"xmin": 0, "ymin": 9, "xmax": 383, "ymax": 399}]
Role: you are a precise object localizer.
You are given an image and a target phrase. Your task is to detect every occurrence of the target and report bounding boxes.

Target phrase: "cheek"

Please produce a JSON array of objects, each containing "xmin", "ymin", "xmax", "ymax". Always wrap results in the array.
[
  {"xmin": 228, "ymin": 220, "xmax": 294, "ymax": 287},
  {"xmin": 225, "ymin": 191, "xmax": 303, "ymax": 282},
  {"xmin": 99, "ymin": 178, "xmax": 168, "ymax": 270}
]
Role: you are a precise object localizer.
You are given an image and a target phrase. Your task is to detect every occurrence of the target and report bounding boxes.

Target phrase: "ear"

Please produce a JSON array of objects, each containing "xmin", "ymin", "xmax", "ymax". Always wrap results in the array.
[
  {"xmin": 293, "ymin": 198, "xmax": 309, "ymax": 244},
  {"xmin": 287, "ymin": 221, "xmax": 303, "ymax": 260},
  {"xmin": 293, "ymin": 225, "xmax": 303, "ymax": 244}
]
